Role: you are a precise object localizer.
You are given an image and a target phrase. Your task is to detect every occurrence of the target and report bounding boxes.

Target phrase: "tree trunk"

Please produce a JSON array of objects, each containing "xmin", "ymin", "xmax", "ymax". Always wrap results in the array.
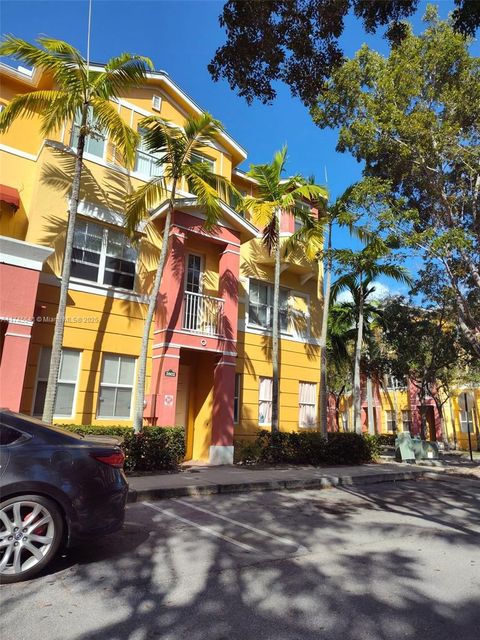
[
  {"xmin": 132, "ymin": 198, "xmax": 174, "ymax": 433},
  {"xmin": 419, "ymin": 402, "xmax": 427, "ymax": 440},
  {"xmin": 42, "ymin": 104, "xmax": 89, "ymax": 424},
  {"xmin": 319, "ymin": 221, "xmax": 332, "ymax": 436},
  {"xmin": 366, "ymin": 376, "xmax": 375, "ymax": 435},
  {"xmin": 271, "ymin": 210, "xmax": 281, "ymax": 433},
  {"xmin": 353, "ymin": 280, "xmax": 364, "ymax": 434}
]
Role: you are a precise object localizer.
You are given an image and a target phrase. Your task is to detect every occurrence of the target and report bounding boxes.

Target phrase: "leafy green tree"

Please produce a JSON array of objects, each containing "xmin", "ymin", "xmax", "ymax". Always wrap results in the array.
[
  {"xmin": 125, "ymin": 113, "xmax": 238, "ymax": 433},
  {"xmin": 244, "ymin": 148, "xmax": 327, "ymax": 431},
  {"xmin": 0, "ymin": 36, "xmax": 152, "ymax": 423},
  {"xmin": 312, "ymin": 9, "xmax": 480, "ymax": 356},
  {"xmin": 381, "ymin": 295, "xmax": 470, "ymax": 439},
  {"xmin": 331, "ymin": 242, "xmax": 412, "ymax": 433},
  {"xmin": 209, "ymin": 1, "xmax": 479, "ymax": 107}
]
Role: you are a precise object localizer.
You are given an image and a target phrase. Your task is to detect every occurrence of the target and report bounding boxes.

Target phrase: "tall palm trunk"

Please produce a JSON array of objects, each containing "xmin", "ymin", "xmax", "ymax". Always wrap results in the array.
[
  {"xmin": 319, "ymin": 221, "xmax": 332, "ymax": 436},
  {"xmin": 133, "ymin": 192, "xmax": 175, "ymax": 433},
  {"xmin": 366, "ymin": 376, "xmax": 375, "ymax": 434},
  {"xmin": 271, "ymin": 210, "xmax": 281, "ymax": 433},
  {"xmin": 42, "ymin": 104, "xmax": 88, "ymax": 424},
  {"xmin": 353, "ymin": 279, "xmax": 364, "ymax": 434}
]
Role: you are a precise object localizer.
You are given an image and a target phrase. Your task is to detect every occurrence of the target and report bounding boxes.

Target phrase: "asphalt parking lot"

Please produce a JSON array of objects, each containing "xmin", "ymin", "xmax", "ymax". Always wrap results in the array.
[{"xmin": 1, "ymin": 476, "xmax": 479, "ymax": 640}]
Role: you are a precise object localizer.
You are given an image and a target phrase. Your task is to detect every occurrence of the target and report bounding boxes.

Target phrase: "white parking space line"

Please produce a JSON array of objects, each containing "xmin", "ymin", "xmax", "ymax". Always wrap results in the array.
[
  {"xmin": 173, "ymin": 498, "xmax": 307, "ymax": 552},
  {"xmin": 142, "ymin": 501, "xmax": 259, "ymax": 553}
]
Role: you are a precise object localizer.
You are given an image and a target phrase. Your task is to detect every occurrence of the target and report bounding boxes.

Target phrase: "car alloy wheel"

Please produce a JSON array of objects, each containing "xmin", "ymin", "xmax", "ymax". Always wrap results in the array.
[{"xmin": 0, "ymin": 495, "xmax": 63, "ymax": 583}]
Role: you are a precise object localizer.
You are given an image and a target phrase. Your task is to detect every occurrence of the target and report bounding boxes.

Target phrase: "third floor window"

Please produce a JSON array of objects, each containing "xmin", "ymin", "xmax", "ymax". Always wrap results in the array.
[
  {"xmin": 71, "ymin": 219, "xmax": 137, "ymax": 291},
  {"xmin": 70, "ymin": 107, "xmax": 106, "ymax": 159}
]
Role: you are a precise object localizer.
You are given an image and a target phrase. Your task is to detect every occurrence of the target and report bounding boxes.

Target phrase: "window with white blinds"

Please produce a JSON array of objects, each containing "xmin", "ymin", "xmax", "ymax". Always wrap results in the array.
[
  {"xmin": 33, "ymin": 347, "xmax": 81, "ymax": 418},
  {"xmin": 258, "ymin": 377, "xmax": 273, "ymax": 426},
  {"xmin": 299, "ymin": 382, "xmax": 316, "ymax": 428},
  {"xmin": 97, "ymin": 354, "xmax": 136, "ymax": 419}
]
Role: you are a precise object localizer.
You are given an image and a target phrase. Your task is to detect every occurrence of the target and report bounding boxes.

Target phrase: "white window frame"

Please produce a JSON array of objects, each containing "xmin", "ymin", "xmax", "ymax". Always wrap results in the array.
[
  {"xmin": 247, "ymin": 279, "xmax": 290, "ymax": 333},
  {"xmin": 184, "ymin": 253, "xmax": 204, "ymax": 294},
  {"xmin": 258, "ymin": 376, "xmax": 273, "ymax": 427},
  {"xmin": 234, "ymin": 373, "xmax": 241, "ymax": 424},
  {"xmin": 71, "ymin": 219, "xmax": 137, "ymax": 292},
  {"xmin": 32, "ymin": 347, "xmax": 81, "ymax": 419},
  {"xmin": 299, "ymin": 381, "xmax": 317, "ymax": 428},
  {"xmin": 289, "ymin": 292, "xmax": 310, "ymax": 339},
  {"xmin": 191, "ymin": 151, "xmax": 215, "ymax": 172},
  {"xmin": 385, "ymin": 410, "xmax": 397, "ymax": 432},
  {"xmin": 133, "ymin": 127, "xmax": 164, "ymax": 178},
  {"xmin": 97, "ymin": 354, "xmax": 136, "ymax": 420},
  {"xmin": 152, "ymin": 95, "xmax": 162, "ymax": 112},
  {"xmin": 401, "ymin": 409, "xmax": 412, "ymax": 432},
  {"xmin": 70, "ymin": 107, "xmax": 107, "ymax": 161}
]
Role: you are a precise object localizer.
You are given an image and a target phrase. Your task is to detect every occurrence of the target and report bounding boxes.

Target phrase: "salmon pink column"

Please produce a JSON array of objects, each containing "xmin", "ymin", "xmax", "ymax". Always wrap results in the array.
[
  {"xmin": 210, "ymin": 245, "xmax": 240, "ymax": 465},
  {"xmin": 145, "ymin": 227, "xmax": 186, "ymax": 424},
  {"xmin": 0, "ymin": 320, "xmax": 33, "ymax": 410},
  {"xmin": 155, "ymin": 229, "xmax": 186, "ymax": 333},
  {"xmin": 152, "ymin": 347, "xmax": 181, "ymax": 426}
]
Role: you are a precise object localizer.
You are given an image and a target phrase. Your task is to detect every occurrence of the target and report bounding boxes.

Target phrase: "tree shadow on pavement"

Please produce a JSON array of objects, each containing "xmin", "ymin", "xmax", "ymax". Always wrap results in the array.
[{"xmin": 2, "ymin": 478, "xmax": 479, "ymax": 640}]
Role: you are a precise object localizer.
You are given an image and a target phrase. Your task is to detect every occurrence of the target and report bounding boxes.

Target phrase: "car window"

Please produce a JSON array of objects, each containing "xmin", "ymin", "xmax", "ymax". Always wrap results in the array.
[{"xmin": 0, "ymin": 425, "xmax": 24, "ymax": 445}]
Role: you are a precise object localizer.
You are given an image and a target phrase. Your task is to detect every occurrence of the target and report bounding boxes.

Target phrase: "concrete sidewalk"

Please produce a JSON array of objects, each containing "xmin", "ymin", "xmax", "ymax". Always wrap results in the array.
[{"xmin": 127, "ymin": 462, "xmax": 432, "ymax": 502}]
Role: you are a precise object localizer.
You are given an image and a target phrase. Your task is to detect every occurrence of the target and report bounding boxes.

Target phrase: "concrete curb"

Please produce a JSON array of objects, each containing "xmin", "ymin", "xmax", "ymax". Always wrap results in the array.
[{"xmin": 127, "ymin": 468, "xmax": 428, "ymax": 503}]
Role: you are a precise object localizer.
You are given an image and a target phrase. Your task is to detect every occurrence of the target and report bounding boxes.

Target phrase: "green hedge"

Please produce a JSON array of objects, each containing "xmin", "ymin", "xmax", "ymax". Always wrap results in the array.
[
  {"xmin": 60, "ymin": 424, "xmax": 185, "ymax": 473},
  {"xmin": 235, "ymin": 430, "xmax": 381, "ymax": 466},
  {"xmin": 376, "ymin": 433, "xmax": 397, "ymax": 446}
]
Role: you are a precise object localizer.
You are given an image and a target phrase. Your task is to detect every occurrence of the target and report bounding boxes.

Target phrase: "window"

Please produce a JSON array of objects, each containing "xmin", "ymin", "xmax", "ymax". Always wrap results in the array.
[
  {"xmin": 33, "ymin": 347, "xmax": 81, "ymax": 417},
  {"xmin": 152, "ymin": 95, "xmax": 162, "ymax": 111},
  {"xmin": 289, "ymin": 293, "xmax": 309, "ymax": 338},
  {"xmin": 70, "ymin": 107, "xmax": 106, "ymax": 158},
  {"xmin": 248, "ymin": 280, "xmax": 289, "ymax": 332},
  {"xmin": 134, "ymin": 127, "xmax": 163, "ymax": 177},
  {"xmin": 233, "ymin": 373, "xmax": 241, "ymax": 424},
  {"xmin": 0, "ymin": 425, "xmax": 24, "ymax": 446},
  {"xmin": 191, "ymin": 152, "xmax": 215, "ymax": 172},
  {"xmin": 386, "ymin": 375, "xmax": 407, "ymax": 390},
  {"xmin": 258, "ymin": 377, "xmax": 272, "ymax": 426},
  {"xmin": 98, "ymin": 354, "xmax": 135, "ymax": 419},
  {"xmin": 299, "ymin": 382, "xmax": 316, "ymax": 428},
  {"xmin": 71, "ymin": 219, "xmax": 137, "ymax": 290},
  {"xmin": 385, "ymin": 410, "xmax": 397, "ymax": 432},
  {"xmin": 402, "ymin": 410, "xmax": 412, "ymax": 432}
]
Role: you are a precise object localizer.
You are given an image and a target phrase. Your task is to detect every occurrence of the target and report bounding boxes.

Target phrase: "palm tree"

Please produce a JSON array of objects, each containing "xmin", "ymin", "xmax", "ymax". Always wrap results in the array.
[
  {"xmin": 331, "ymin": 242, "xmax": 412, "ymax": 433},
  {"xmin": 0, "ymin": 36, "xmax": 153, "ymax": 423},
  {"xmin": 125, "ymin": 113, "xmax": 238, "ymax": 433},
  {"xmin": 244, "ymin": 147, "xmax": 327, "ymax": 432}
]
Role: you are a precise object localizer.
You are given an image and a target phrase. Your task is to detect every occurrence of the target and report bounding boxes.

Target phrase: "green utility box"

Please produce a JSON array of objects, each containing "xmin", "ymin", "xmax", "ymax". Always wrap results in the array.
[{"xmin": 395, "ymin": 432, "xmax": 439, "ymax": 463}]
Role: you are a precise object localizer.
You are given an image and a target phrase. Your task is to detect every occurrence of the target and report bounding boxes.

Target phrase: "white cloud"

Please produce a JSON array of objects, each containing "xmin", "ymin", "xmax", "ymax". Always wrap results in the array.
[{"xmin": 334, "ymin": 280, "xmax": 398, "ymax": 304}]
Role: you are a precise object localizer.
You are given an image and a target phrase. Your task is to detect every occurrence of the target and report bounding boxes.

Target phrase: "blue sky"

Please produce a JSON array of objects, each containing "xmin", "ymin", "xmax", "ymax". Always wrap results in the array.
[{"xmin": 2, "ymin": 0, "xmax": 478, "ymax": 297}]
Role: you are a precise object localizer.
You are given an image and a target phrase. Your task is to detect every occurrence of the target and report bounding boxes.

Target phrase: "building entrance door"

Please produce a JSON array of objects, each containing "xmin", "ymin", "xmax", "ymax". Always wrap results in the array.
[{"xmin": 175, "ymin": 365, "xmax": 190, "ymax": 428}]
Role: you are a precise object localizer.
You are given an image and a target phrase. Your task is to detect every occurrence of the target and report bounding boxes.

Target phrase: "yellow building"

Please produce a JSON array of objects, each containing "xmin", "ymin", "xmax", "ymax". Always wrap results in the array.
[
  {"xmin": 336, "ymin": 377, "xmax": 480, "ymax": 451},
  {"xmin": 0, "ymin": 61, "xmax": 322, "ymax": 464}
]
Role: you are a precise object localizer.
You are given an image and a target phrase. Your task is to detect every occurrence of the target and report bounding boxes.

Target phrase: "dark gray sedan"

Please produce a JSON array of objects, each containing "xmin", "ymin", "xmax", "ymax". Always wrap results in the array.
[{"xmin": 0, "ymin": 410, "xmax": 128, "ymax": 583}]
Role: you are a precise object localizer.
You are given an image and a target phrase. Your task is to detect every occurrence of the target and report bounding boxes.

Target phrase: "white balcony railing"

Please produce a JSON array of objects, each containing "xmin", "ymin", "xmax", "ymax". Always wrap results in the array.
[{"xmin": 183, "ymin": 291, "xmax": 224, "ymax": 336}]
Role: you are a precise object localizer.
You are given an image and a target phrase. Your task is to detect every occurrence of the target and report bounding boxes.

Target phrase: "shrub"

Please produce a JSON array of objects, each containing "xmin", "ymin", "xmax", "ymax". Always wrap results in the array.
[
  {"xmin": 376, "ymin": 433, "xmax": 397, "ymax": 446},
  {"xmin": 236, "ymin": 430, "xmax": 379, "ymax": 466},
  {"xmin": 60, "ymin": 424, "xmax": 185, "ymax": 473}
]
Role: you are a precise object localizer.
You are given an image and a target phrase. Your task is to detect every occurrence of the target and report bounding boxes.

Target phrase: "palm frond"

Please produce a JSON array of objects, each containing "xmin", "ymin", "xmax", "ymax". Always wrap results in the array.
[
  {"xmin": 90, "ymin": 97, "xmax": 140, "ymax": 167},
  {"xmin": 262, "ymin": 216, "xmax": 279, "ymax": 255},
  {"xmin": 124, "ymin": 177, "xmax": 167, "ymax": 235},
  {"xmin": 92, "ymin": 53, "xmax": 153, "ymax": 99},
  {"xmin": 0, "ymin": 36, "xmax": 86, "ymax": 97},
  {"xmin": 0, "ymin": 90, "xmax": 75, "ymax": 135},
  {"xmin": 183, "ymin": 163, "xmax": 222, "ymax": 229}
]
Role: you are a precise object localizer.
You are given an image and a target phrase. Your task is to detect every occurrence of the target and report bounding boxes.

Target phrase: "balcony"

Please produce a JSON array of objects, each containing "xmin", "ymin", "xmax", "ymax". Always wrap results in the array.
[{"xmin": 183, "ymin": 291, "xmax": 224, "ymax": 337}]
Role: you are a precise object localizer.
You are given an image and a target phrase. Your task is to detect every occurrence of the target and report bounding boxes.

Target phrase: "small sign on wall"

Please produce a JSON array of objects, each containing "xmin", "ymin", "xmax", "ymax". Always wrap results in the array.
[
  {"xmin": 165, "ymin": 369, "xmax": 176, "ymax": 378},
  {"xmin": 164, "ymin": 395, "xmax": 174, "ymax": 406}
]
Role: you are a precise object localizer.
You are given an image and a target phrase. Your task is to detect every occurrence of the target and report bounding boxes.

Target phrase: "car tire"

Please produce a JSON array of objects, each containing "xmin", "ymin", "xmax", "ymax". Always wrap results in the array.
[{"xmin": 0, "ymin": 494, "xmax": 64, "ymax": 584}]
